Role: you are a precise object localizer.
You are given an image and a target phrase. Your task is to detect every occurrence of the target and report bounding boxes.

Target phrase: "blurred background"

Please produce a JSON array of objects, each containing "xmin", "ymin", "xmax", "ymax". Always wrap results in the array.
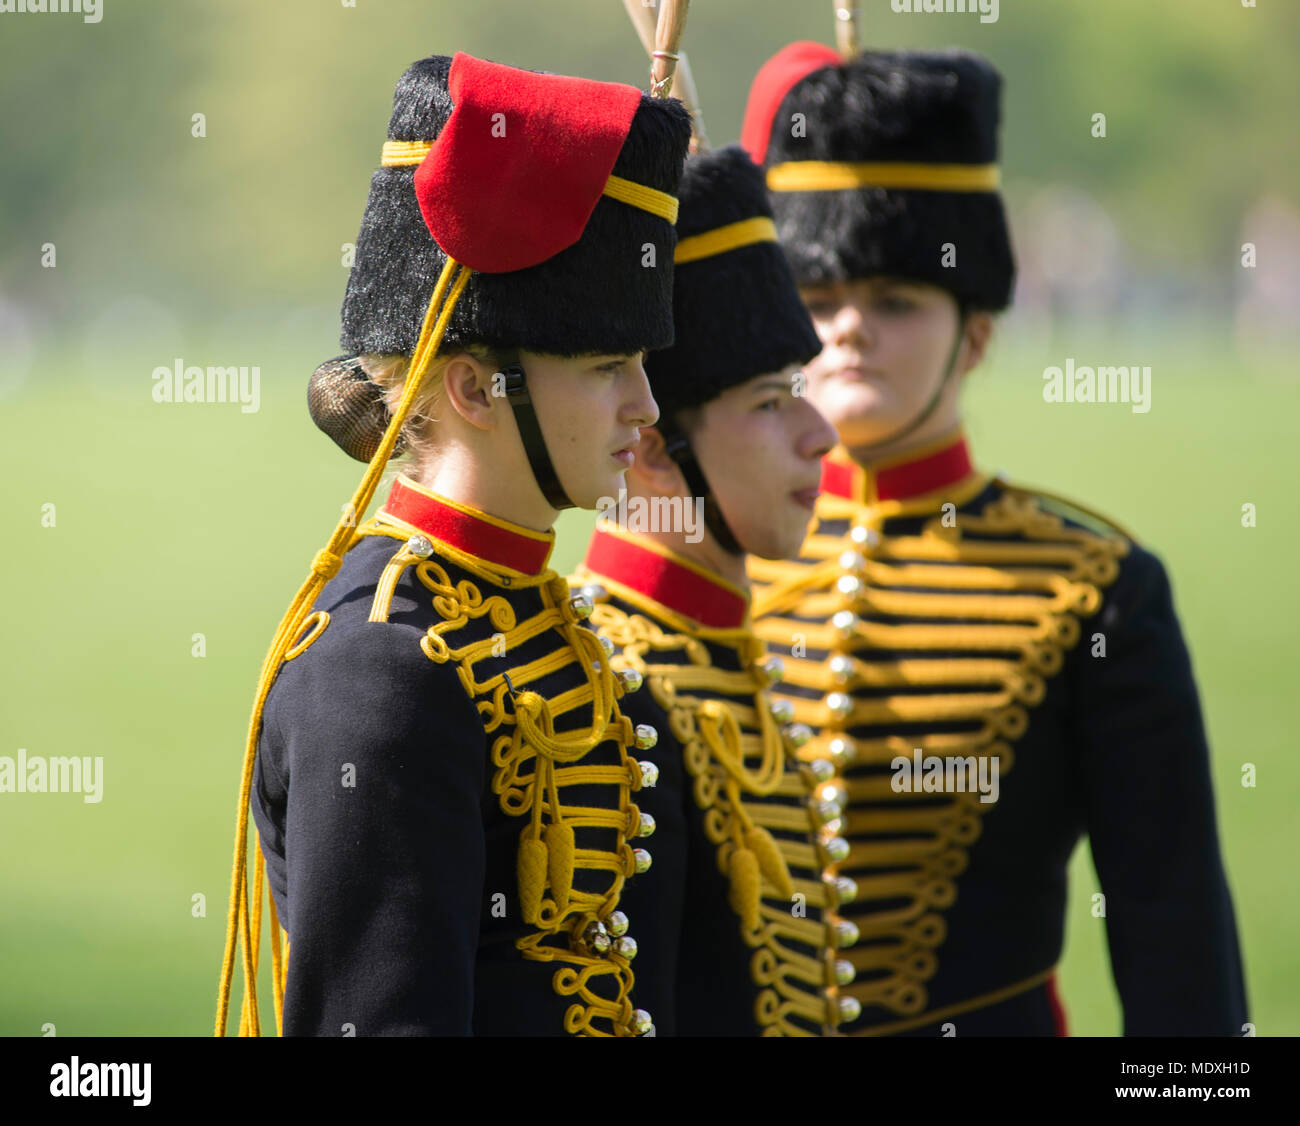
[{"xmin": 1, "ymin": 0, "xmax": 1295, "ymax": 1036}]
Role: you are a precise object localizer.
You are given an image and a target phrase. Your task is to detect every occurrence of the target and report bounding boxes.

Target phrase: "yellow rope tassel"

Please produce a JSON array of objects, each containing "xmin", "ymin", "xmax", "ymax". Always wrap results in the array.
[
  {"xmin": 542, "ymin": 758, "xmax": 574, "ymax": 914},
  {"xmin": 518, "ymin": 838, "xmax": 549, "ymax": 925},
  {"xmin": 214, "ymin": 257, "xmax": 473, "ymax": 1036},
  {"xmin": 728, "ymin": 847, "xmax": 762, "ymax": 931},
  {"xmin": 744, "ymin": 825, "xmax": 794, "ymax": 900},
  {"xmin": 544, "ymin": 821, "xmax": 575, "ymax": 916}
]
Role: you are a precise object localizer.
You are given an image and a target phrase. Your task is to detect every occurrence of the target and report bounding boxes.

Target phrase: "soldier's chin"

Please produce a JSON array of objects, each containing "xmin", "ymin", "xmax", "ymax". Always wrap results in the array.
[
  {"xmin": 835, "ymin": 407, "xmax": 915, "ymax": 450},
  {"xmin": 566, "ymin": 470, "xmax": 619, "ymax": 514},
  {"xmin": 738, "ymin": 505, "xmax": 814, "ymax": 562},
  {"xmin": 773, "ymin": 515, "xmax": 817, "ymax": 561},
  {"xmin": 816, "ymin": 383, "xmax": 893, "ymax": 438}
]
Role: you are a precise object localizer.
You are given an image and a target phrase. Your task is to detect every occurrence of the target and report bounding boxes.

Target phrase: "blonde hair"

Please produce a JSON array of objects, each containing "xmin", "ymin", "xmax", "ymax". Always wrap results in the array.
[{"xmin": 361, "ymin": 345, "xmax": 496, "ymax": 484}]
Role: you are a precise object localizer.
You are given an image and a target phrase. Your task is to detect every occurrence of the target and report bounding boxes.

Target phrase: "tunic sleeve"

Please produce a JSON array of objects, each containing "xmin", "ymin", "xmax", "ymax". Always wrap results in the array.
[
  {"xmin": 261, "ymin": 619, "xmax": 489, "ymax": 1036},
  {"xmin": 1069, "ymin": 545, "xmax": 1249, "ymax": 1036}
]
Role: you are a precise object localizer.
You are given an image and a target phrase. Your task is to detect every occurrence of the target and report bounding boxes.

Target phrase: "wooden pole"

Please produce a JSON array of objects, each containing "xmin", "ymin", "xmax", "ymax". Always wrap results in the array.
[
  {"xmin": 622, "ymin": 0, "xmax": 707, "ymax": 150},
  {"xmin": 833, "ymin": 3, "xmax": 862, "ymax": 59}
]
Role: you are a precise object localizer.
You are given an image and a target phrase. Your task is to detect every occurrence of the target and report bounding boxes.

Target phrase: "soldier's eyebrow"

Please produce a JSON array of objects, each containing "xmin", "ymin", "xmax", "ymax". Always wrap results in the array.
[{"xmin": 751, "ymin": 376, "xmax": 794, "ymax": 395}]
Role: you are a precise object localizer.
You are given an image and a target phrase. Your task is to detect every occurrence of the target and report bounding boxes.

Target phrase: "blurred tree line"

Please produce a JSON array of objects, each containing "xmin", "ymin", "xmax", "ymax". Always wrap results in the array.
[{"xmin": 1, "ymin": 0, "xmax": 1296, "ymax": 333}]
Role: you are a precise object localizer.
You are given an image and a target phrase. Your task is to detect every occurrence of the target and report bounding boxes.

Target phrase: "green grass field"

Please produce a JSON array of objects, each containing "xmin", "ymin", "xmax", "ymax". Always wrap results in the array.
[{"xmin": 1, "ymin": 322, "xmax": 1294, "ymax": 1036}]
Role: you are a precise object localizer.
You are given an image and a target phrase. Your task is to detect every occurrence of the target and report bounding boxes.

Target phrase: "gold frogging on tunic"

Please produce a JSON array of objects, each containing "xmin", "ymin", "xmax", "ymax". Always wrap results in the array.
[{"xmin": 748, "ymin": 481, "xmax": 1130, "ymax": 1032}]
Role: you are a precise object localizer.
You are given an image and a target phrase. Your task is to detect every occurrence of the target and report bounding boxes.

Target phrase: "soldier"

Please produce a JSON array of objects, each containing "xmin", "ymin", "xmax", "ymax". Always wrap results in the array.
[
  {"xmin": 570, "ymin": 143, "xmax": 857, "ymax": 1035},
  {"xmin": 215, "ymin": 51, "xmax": 692, "ymax": 1036},
  {"xmin": 739, "ymin": 42, "xmax": 1248, "ymax": 1035}
]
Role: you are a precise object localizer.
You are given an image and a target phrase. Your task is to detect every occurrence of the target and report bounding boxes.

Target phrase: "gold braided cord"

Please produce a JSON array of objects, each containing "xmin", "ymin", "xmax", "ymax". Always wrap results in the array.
[
  {"xmin": 602, "ymin": 173, "xmax": 679, "ymax": 222},
  {"xmin": 330, "ymin": 529, "xmax": 645, "ymax": 1034},
  {"xmin": 673, "ymin": 216, "xmax": 777, "ymax": 264},
  {"xmin": 748, "ymin": 474, "xmax": 997, "ymax": 611},
  {"xmin": 750, "ymin": 489, "xmax": 1120, "ymax": 625},
  {"xmin": 391, "ymin": 560, "xmax": 642, "ymax": 1035},
  {"xmin": 747, "ymin": 485, "xmax": 1129, "ymax": 1030},
  {"xmin": 584, "ymin": 595, "xmax": 843, "ymax": 1035},
  {"xmin": 266, "ymin": 875, "xmax": 284, "ymax": 1035},
  {"xmin": 587, "ymin": 601, "xmax": 784, "ymax": 794},
  {"xmin": 380, "ymin": 140, "xmax": 435, "ymax": 165},
  {"xmin": 766, "ymin": 160, "xmax": 1001, "ymax": 193},
  {"xmin": 759, "ymin": 907, "xmax": 832, "ymax": 964},
  {"xmin": 850, "ymin": 967, "xmax": 1057, "ymax": 1037},
  {"xmin": 215, "ymin": 257, "xmax": 471, "ymax": 1037},
  {"xmin": 1004, "ymin": 477, "xmax": 1141, "ymax": 543},
  {"xmin": 379, "ymin": 141, "xmax": 679, "ymax": 222},
  {"xmin": 749, "ymin": 802, "xmax": 827, "ymax": 836}
]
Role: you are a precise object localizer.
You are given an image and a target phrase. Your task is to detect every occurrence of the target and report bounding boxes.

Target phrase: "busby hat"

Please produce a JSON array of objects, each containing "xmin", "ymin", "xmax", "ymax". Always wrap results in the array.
[
  {"xmin": 740, "ymin": 43, "xmax": 1015, "ymax": 311},
  {"xmin": 642, "ymin": 144, "xmax": 821, "ymax": 557},
  {"xmin": 220, "ymin": 49, "xmax": 693, "ymax": 1040},
  {"xmin": 311, "ymin": 52, "xmax": 691, "ymax": 464},
  {"xmin": 644, "ymin": 144, "xmax": 821, "ymax": 421},
  {"xmin": 342, "ymin": 53, "xmax": 691, "ymax": 359}
]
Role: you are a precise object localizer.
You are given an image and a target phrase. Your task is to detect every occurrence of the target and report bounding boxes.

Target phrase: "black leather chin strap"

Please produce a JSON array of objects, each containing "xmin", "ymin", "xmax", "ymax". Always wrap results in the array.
[
  {"xmin": 659, "ymin": 420, "xmax": 745, "ymax": 557},
  {"xmin": 498, "ymin": 354, "xmax": 575, "ymax": 511}
]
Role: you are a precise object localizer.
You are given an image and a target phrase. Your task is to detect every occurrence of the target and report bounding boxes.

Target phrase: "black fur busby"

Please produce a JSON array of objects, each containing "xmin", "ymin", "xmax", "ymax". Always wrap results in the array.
[
  {"xmin": 644, "ymin": 144, "xmax": 822, "ymax": 421},
  {"xmin": 340, "ymin": 55, "xmax": 692, "ymax": 360},
  {"xmin": 748, "ymin": 48, "xmax": 1015, "ymax": 311}
]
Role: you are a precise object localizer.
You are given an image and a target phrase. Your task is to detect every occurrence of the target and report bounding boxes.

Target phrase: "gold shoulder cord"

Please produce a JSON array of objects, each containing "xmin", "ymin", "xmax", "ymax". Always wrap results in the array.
[
  {"xmin": 747, "ymin": 485, "xmax": 1131, "ymax": 1030},
  {"xmin": 589, "ymin": 593, "xmax": 849, "ymax": 1036}
]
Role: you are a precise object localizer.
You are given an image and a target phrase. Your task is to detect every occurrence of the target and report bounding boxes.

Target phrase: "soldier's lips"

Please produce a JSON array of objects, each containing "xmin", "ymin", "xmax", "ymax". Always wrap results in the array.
[
  {"xmin": 610, "ymin": 434, "xmax": 639, "ymax": 466},
  {"xmin": 792, "ymin": 486, "xmax": 821, "ymax": 510},
  {"xmin": 835, "ymin": 365, "xmax": 883, "ymax": 382}
]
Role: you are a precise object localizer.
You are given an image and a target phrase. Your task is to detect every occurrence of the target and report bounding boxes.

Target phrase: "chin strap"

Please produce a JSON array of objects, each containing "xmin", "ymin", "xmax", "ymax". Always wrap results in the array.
[
  {"xmin": 855, "ymin": 308, "xmax": 968, "ymax": 454},
  {"xmin": 659, "ymin": 420, "xmax": 745, "ymax": 556},
  {"xmin": 499, "ymin": 354, "xmax": 576, "ymax": 511}
]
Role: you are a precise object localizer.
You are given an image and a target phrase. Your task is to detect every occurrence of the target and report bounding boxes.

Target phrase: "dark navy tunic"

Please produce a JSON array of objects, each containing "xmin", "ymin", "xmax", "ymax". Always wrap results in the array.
[
  {"xmin": 573, "ymin": 524, "xmax": 848, "ymax": 1036},
  {"xmin": 251, "ymin": 475, "xmax": 656, "ymax": 1036},
  {"xmin": 749, "ymin": 429, "xmax": 1248, "ymax": 1036}
]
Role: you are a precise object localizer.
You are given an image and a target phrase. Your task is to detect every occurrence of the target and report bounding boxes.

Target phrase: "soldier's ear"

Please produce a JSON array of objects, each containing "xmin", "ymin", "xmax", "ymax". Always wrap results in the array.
[
  {"xmin": 442, "ymin": 352, "xmax": 497, "ymax": 431},
  {"xmin": 958, "ymin": 311, "xmax": 995, "ymax": 377},
  {"xmin": 627, "ymin": 426, "xmax": 688, "ymax": 497}
]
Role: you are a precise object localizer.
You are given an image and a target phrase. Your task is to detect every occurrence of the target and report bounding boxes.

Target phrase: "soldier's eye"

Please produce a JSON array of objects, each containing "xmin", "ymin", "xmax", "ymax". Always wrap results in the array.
[{"xmin": 877, "ymin": 294, "xmax": 917, "ymax": 314}]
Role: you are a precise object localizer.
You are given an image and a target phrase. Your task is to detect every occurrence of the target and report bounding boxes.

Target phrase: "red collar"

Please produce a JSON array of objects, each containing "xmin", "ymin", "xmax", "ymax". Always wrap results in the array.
[
  {"xmin": 582, "ymin": 524, "xmax": 749, "ymax": 629},
  {"xmin": 820, "ymin": 429, "xmax": 976, "ymax": 504},
  {"xmin": 377, "ymin": 475, "xmax": 555, "ymax": 575}
]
